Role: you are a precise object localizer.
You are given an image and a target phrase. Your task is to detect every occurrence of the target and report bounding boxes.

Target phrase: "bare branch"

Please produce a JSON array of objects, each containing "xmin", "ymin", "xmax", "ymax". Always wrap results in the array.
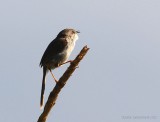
[{"xmin": 37, "ymin": 45, "xmax": 90, "ymax": 122}]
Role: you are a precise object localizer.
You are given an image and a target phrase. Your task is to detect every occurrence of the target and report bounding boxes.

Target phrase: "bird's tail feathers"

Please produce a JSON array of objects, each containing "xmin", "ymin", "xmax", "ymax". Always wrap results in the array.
[{"xmin": 40, "ymin": 67, "xmax": 47, "ymax": 109}]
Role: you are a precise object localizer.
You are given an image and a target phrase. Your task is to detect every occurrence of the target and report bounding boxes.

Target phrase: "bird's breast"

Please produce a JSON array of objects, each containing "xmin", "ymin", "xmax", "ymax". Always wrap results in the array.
[
  {"xmin": 51, "ymin": 41, "xmax": 75, "ymax": 66},
  {"xmin": 62, "ymin": 41, "xmax": 75, "ymax": 59}
]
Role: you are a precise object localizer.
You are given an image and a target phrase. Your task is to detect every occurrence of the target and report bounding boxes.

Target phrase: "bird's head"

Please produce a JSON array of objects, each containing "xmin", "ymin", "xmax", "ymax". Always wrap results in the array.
[{"xmin": 57, "ymin": 28, "xmax": 80, "ymax": 42}]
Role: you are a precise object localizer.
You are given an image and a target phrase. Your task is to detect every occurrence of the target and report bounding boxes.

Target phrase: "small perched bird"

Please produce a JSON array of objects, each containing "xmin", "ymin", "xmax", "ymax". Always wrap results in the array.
[{"xmin": 39, "ymin": 28, "xmax": 79, "ymax": 108}]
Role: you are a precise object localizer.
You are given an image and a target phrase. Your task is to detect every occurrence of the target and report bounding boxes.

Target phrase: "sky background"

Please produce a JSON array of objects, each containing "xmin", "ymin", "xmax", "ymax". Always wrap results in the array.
[{"xmin": 0, "ymin": 0, "xmax": 160, "ymax": 122}]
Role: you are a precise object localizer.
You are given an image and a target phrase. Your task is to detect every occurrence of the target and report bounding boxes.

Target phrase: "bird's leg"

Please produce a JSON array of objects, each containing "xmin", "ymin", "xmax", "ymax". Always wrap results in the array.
[
  {"xmin": 49, "ymin": 69, "xmax": 58, "ymax": 83},
  {"xmin": 59, "ymin": 60, "xmax": 73, "ymax": 66},
  {"xmin": 59, "ymin": 60, "xmax": 79, "ymax": 68}
]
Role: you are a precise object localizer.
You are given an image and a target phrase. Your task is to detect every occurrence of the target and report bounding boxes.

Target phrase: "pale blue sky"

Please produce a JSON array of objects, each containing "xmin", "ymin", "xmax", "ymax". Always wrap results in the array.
[{"xmin": 0, "ymin": 0, "xmax": 160, "ymax": 122}]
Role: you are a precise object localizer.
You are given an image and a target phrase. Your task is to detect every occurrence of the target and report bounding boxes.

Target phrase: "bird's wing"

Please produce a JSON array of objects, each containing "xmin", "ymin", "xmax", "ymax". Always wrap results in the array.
[{"xmin": 39, "ymin": 38, "xmax": 67, "ymax": 67}]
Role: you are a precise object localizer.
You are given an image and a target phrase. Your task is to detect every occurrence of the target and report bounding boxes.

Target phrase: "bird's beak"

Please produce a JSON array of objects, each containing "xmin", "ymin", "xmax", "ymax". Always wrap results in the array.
[{"xmin": 76, "ymin": 30, "xmax": 80, "ymax": 33}]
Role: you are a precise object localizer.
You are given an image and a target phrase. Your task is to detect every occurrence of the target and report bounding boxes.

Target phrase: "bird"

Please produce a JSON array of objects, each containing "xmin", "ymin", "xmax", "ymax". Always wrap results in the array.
[{"xmin": 39, "ymin": 28, "xmax": 79, "ymax": 108}]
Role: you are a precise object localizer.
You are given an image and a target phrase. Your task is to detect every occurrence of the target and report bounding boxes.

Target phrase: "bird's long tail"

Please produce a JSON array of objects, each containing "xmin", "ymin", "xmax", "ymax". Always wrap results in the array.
[{"xmin": 40, "ymin": 67, "xmax": 47, "ymax": 109}]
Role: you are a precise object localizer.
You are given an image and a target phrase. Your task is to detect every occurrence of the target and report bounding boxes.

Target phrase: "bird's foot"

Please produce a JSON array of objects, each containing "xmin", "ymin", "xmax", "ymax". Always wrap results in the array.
[
  {"xmin": 59, "ymin": 60, "xmax": 73, "ymax": 66},
  {"xmin": 60, "ymin": 60, "xmax": 79, "ymax": 68}
]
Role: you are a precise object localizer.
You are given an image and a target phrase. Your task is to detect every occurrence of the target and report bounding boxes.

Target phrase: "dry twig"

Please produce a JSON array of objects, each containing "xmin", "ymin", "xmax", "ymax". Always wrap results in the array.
[{"xmin": 37, "ymin": 45, "xmax": 89, "ymax": 122}]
